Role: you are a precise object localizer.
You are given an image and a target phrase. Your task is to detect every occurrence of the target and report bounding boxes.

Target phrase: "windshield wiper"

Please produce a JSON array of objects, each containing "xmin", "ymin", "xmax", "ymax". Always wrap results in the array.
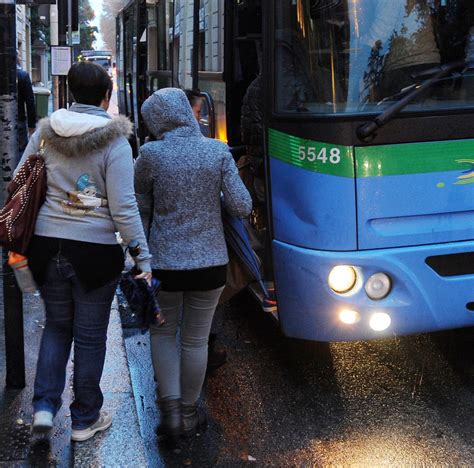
[{"xmin": 357, "ymin": 60, "xmax": 465, "ymax": 140}]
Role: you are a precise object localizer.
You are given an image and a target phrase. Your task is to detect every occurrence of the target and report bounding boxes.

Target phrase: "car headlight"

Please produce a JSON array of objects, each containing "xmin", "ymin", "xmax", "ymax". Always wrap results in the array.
[
  {"xmin": 365, "ymin": 272, "xmax": 391, "ymax": 300},
  {"xmin": 328, "ymin": 265, "xmax": 357, "ymax": 294}
]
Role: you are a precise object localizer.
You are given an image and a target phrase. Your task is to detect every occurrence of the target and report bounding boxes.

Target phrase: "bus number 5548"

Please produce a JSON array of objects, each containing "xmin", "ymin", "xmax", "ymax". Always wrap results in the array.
[{"xmin": 298, "ymin": 146, "xmax": 341, "ymax": 164}]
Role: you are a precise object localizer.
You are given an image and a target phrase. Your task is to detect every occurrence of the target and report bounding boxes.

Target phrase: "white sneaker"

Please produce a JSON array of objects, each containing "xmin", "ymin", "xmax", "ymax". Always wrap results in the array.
[
  {"xmin": 71, "ymin": 411, "xmax": 112, "ymax": 442},
  {"xmin": 32, "ymin": 410, "xmax": 53, "ymax": 433}
]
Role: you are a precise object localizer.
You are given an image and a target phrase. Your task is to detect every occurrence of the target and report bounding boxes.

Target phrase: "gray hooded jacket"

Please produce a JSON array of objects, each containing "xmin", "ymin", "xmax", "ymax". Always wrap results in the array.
[
  {"xmin": 135, "ymin": 88, "xmax": 252, "ymax": 271},
  {"xmin": 17, "ymin": 103, "xmax": 152, "ymax": 272}
]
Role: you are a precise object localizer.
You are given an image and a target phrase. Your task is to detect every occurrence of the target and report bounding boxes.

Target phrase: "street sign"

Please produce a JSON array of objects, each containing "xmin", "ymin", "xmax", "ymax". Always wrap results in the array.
[
  {"xmin": 72, "ymin": 30, "xmax": 80, "ymax": 45},
  {"xmin": 67, "ymin": 30, "xmax": 81, "ymax": 45},
  {"xmin": 51, "ymin": 46, "xmax": 72, "ymax": 76}
]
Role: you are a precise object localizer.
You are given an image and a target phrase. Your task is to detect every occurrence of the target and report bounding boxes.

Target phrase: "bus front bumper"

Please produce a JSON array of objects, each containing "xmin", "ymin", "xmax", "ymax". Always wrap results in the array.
[{"xmin": 272, "ymin": 239, "xmax": 474, "ymax": 342}]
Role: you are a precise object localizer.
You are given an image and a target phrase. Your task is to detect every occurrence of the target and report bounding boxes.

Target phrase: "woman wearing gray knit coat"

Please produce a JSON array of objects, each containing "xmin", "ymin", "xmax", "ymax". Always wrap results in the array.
[{"xmin": 135, "ymin": 88, "xmax": 252, "ymax": 440}]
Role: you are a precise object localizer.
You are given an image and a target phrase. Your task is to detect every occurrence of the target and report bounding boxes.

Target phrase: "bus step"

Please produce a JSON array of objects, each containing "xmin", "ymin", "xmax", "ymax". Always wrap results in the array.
[{"xmin": 248, "ymin": 281, "xmax": 279, "ymax": 321}]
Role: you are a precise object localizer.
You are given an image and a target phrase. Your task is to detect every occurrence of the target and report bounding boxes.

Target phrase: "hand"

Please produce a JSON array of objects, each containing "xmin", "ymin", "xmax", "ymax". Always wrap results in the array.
[{"xmin": 135, "ymin": 271, "xmax": 152, "ymax": 286}]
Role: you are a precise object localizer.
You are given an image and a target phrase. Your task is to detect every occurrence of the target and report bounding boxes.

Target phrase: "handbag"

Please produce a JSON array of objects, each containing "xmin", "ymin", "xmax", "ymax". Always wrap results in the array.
[{"xmin": 0, "ymin": 141, "xmax": 47, "ymax": 255}]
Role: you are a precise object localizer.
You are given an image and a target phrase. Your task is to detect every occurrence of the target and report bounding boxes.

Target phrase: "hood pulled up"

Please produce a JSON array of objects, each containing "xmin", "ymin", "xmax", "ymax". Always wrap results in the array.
[
  {"xmin": 39, "ymin": 109, "xmax": 132, "ymax": 157},
  {"xmin": 141, "ymin": 88, "xmax": 202, "ymax": 140}
]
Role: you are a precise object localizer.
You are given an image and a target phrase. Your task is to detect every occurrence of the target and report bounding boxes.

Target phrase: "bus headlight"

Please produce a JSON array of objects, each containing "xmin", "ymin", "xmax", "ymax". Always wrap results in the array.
[
  {"xmin": 369, "ymin": 312, "xmax": 391, "ymax": 331},
  {"xmin": 339, "ymin": 309, "xmax": 361, "ymax": 325},
  {"xmin": 365, "ymin": 272, "xmax": 391, "ymax": 300},
  {"xmin": 328, "ymin": 265, "xmax": 357, "ymax": 294}
]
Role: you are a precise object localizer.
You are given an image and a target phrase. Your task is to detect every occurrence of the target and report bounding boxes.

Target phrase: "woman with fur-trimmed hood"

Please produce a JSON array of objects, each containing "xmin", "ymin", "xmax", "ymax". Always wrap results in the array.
[{"xmin": 16, "ymin": 62, "xmax": 152, "ymax": 442}]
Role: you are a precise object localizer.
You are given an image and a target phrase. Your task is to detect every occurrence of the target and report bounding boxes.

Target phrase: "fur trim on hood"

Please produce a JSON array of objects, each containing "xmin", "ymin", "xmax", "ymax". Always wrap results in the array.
[{"xmin": 38, "ymin": 113, "xmax": 133, "ymax": 157}]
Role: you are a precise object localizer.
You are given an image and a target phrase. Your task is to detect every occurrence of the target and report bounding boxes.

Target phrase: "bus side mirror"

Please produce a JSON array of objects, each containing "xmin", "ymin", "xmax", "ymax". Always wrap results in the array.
[{"xmin": 198, "ymin": 92, "xmax": 215, "ymax": 139}]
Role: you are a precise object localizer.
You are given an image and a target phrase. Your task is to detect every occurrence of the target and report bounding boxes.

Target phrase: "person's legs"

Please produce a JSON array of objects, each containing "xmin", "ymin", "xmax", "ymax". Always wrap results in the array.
[
  {"xmin": 33, "ymin": 257, "xmax": 75, "ymax": 418},
  {"xmin": 17, "ymin": 121, "xmax": 28, "ymax": 158},
  {"xmin": 70, "ymin": 275, "xmax": 118, "ymax": 430},
  {"xmin": 149, "ymin": 291, "xmax": 183, "ymax": 439},
  {"xmin": 149, "ymin": 290, "xmax": 182, "ymax": 400},
  {"xmin": 180, "ymin": 287, "xmax": 224, "ymax": 405}
]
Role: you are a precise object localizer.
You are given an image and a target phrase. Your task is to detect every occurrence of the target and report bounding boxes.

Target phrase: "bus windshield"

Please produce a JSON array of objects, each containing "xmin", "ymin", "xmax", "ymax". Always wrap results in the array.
[
  {"xmin": 87, "ymin": 58, "xmax": 111, "ymax": 68},
  {"xmin": 275, "ymin": 0, "xmax": 474, "ymax": 115}
]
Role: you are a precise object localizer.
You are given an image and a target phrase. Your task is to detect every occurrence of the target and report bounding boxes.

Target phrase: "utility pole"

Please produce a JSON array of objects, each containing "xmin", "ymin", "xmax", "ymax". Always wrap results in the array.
[
  {"xmin": 0, "ymin": 0, "xmax": 25, "ymax": 389},
  {"xmin": 67, "ymin": 0, "xmax": 73, "ymax": 106},
  {"xmin": 50, "ymin": 2, "xmax": 59, "ymax": 110},
  {"xmin": 57, "ymin": 0, "xmax": 68, "ymax": 108}
]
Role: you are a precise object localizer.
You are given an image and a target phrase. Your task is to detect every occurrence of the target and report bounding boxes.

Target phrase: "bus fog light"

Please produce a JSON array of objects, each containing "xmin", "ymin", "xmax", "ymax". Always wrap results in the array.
[
  {"xmin": 339, "ymin": 309, "xmax": 361, "ymax": 325},
  {"xmin": 328, "ymin": 265, "xmax": 357, "ymax": 294},
  {"xmin": 365, "ymin": 272, "xmax": 391, "ymax": 300},
  {"xmin": 369, "ymin": 312, "xmax": 391, "ymax": 331}
]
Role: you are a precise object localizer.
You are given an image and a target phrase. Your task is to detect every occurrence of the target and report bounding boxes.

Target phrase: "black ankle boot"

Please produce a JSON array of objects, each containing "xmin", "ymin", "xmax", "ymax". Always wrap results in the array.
[
  {"xmin": 182, "ymin": 402, "xmax": 208, "ymax": 438},
  {"xmin": 207, "ymin": 334, "xmax": 227, "ymax": 373},
  {"xmin": 157, "ymin": 399, "xmax": 181, "ymax": 439}
]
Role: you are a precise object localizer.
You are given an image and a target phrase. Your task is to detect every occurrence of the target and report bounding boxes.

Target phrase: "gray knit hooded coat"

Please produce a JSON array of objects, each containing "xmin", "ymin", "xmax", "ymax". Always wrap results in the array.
[{"xmin": 135, "ymin": 88, "xmax": 252, "ymax": 271}]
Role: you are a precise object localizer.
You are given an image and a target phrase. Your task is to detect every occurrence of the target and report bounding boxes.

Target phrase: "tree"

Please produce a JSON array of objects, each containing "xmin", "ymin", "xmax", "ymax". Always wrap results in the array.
[
  {"xmin": 100, "ymin": 0, "xmax": 129, "ymax": 56},
  {"xmin": 80, "ymin": 0, "xmax": 98, "ymax": 50}
]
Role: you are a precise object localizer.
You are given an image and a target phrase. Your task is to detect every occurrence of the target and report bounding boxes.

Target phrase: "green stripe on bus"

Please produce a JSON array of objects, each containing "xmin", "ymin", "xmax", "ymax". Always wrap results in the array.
[
  {"xmin": 269, "ymin": 129, "xmax": 474, "ymax": 178},
  {"xmin": 356, "ymin": 140, "xmax": 474, "ymax": 177},
  {"xmin": 268, "ymin": 129, "xmax": 354, "ymax": 178}
]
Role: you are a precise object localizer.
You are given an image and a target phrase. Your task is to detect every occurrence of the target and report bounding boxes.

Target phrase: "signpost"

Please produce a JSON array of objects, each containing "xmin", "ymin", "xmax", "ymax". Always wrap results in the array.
[{"xmin": 0, "ymin": 0, "xmax": 25, "ymax": 389}]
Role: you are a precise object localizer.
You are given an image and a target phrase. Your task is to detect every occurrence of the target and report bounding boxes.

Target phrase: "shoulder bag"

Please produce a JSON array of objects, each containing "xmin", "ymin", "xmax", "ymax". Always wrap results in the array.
[{"xmin": 0, "ymin": 141, "xmax": 47, "ymax": 254}]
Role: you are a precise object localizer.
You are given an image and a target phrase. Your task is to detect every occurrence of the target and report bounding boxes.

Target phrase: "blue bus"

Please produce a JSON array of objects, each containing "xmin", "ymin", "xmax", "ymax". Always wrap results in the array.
[{"xmin": 117, "ymin": 0, "xmax": 474, "ymax": 341}]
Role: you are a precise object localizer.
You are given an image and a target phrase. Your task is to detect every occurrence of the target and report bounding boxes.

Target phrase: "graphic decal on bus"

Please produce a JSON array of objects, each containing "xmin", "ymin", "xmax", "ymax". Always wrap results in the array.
[{"xmin": 455, "ymin": 160, "xmax": 474, "ymax": 185}]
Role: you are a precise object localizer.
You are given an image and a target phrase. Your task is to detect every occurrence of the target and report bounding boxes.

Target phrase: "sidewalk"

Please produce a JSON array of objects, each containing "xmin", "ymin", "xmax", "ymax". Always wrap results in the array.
[{"xmin": 0, "ymin": 283, "xmax": 147, "ymax": 466}]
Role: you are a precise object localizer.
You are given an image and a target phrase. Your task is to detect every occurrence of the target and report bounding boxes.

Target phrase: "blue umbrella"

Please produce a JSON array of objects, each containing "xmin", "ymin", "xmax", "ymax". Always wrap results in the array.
[{"xmin": 221, "ymin": 208, "xmax": 269, "ymax": 299}]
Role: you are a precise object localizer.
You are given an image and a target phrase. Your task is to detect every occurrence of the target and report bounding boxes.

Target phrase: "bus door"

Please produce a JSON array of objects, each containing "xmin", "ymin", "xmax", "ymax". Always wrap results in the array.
[
  {"xmin": 146, "ymin": 0, "xmax": 173, "ymax": 95},
  {"xmin": 116, "ymin": 14, "xmax": 127, "ymax": 116},
  {"xmin": 134, "ymin": 0, "xmax": 148, "ymax": 148},
  {"xmin": 223, "ymin": 0, "xmax": 262, "ymax": 149},
  {"xmin": 123, "ymin": 4, "xmax": 135, "ymax": 128}
]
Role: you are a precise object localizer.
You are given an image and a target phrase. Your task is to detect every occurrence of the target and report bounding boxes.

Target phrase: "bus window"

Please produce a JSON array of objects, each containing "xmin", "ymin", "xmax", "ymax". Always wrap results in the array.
[
  {"xmin": 149, "ymin": 0, "xmax": 172, "ymax": 73},
  {"xmin": 275, "ymin": 0, "xmax": 474, "ymax": 115},
  {"xmin": 197, "ymin": 0, "xmax": 227, "ymax": 143}
]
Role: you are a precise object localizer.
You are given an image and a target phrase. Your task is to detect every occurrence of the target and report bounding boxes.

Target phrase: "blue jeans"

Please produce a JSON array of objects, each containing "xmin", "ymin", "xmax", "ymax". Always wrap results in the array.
[{"xmin": 33, "ymin": 254, "xmax": 118, "ymax": 429}]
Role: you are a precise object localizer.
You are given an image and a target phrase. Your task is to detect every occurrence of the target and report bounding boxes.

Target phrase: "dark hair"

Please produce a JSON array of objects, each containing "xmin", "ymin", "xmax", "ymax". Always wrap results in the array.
[
  {"xmin": 184, "ymin": 89, "xmax": 201, "ymax": 107},
  {"xmin": 68, "ymin": 61, "xmax": 113, "ymax": 106}
]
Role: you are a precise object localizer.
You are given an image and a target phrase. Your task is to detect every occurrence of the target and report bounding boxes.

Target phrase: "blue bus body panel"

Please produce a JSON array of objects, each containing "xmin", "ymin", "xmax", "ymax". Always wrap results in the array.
[
  {"xmin": 272, "ymin": 239, "xmax": 474, "ymax": 342},
  {"xmin": 270, "ymin": 158, "xmax": 357, "ymax": 250},
  {"xmin": 356, "ymin": 170, "xmax": 474, "ymax": 249}
]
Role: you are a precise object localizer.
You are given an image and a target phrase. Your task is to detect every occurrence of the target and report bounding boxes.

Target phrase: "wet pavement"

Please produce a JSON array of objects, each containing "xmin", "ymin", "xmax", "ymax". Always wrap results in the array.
[
  {"xmin": 121, "ymin": 291, "xmax": 474, "ymax": 466},
  {"xmin": 0, "ymin": 280, "xmax": 473, "ymax": 466}
]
